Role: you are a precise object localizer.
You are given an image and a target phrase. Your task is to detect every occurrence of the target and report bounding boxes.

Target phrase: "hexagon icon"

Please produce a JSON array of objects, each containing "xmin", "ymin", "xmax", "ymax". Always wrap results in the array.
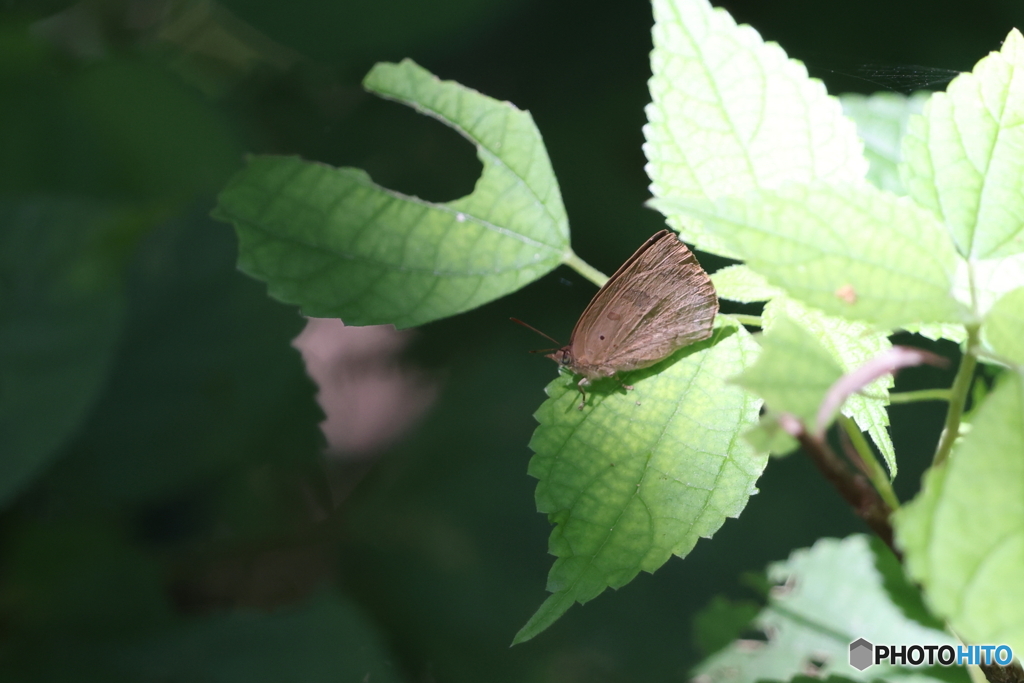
[{"xmin": 849, "ymin": 638, "xmax": 874, "ymax": 671}]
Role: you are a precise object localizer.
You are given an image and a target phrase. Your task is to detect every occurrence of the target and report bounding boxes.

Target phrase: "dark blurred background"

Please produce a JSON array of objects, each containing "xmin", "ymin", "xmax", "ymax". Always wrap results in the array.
[{"xmin": 0, "ymin": 0, "xmax": 1014, "ymax": 680}]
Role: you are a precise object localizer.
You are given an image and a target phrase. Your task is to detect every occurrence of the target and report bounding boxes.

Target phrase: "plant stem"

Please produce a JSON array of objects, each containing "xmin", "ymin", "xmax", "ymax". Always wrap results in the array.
[
  {"xmin": 728, "ymin": 314, "xmax": 763, "ymax": 327},
  {"xmin": 563, "ymin": 250, "xmax": 608, "ymax": 288},
  {"xmin": 839, "ymin": 415, "xmax": 900, "ymax": 511},
  {"xmin": 933, "ymin": 325, "xmax": 980, "ymax": 467},
  {"xmin": 888, "ymin": 388, "xmax": 953, "ymax": 404},
  {"xmin": 784, "ymin": 416, "xmax": 898, "ymax": 559}
]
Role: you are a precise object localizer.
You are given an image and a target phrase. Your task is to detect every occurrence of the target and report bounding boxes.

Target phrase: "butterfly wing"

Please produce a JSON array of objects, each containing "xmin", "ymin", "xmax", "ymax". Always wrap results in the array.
[
  {"xmin": 564, "ymin": 230, "xmax": 669, "ymax": 373},
  {"xmin": 570, "ymin": 230, "xmax": 718, "ymax": 377}
]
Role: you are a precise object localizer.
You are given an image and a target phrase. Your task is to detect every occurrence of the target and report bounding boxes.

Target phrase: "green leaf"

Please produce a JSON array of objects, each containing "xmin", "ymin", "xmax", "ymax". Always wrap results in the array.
[
  {"xmin": 868, "ymin": 536, "xmax": 946, "ymax": 632},
  {"xmin": 0, "ymin": 198, "xmax": 129, "ymax": 507},
  {"xmin": 1, "ymin": 517, "xmax": 169, "ymax": 633},
  {"xmin": 744, "ymin": 412, "xmax": 799, "ymax": 456},
  {"xmin": 895, "ymin": 371, "xmax": 1024, "ymax": 656},
  {"xmin": 694, "ymin": 535, "xmax": 959, "ymax": 683},
  {"xmin": 693, "ymin": 595, "xmax": 762, "ymax": 658},
  {"xmin": 213, "ymin": 59, "xmax": 570, "ymax": 328},
  {"xmin": 969, "ymin": 251, "xmax": 1024, "ymax": 318},
  {"xmin": 71, "ymin": 59, "xmax": 242, "ymax": 200},
  {"xmin": 659, "ymin": 182, "xmax": 970, "ymax": 329},
  {"xmin": 733, "ymin": 317, "xmax": 843, "ymax": 427},
  {"xmin": 982, "ymin": 287, "xmax": 1024, "ymax": 366},
  {"xmin": 115, "ymin": 591, "xmax": 403, "ymax": 683},
  {"xmin": 840, "ymin": 91, "xmax": 930, "ymax": 195},
  {"xmin": 905, "ymin": 246, "xmax": 1024, "ymax": 343},
  {"xmin": 762, "ymin": 299, "xmax": 896, "ymax": 477},
  {"xmin": 711, "ymin": 264, "xmax": 782, "ymax": 303},
  {"xmin": 710, "ymin": 265, "xmax": 897, "ymax": 473},
  {"xmin": 42, "ymin": 211, "xmax": 321, "ymax": 505},
  {"xmin": 901, "ymin": 321, "xmax": 968, "ymax": 344},
  {"xmin": 644, "ymin": 0, "xmax": 867, "ymax": 260},
  {"xmin": 901, "ymin": 28, "xmax": 1024, "ymax": 259},
  {"xmin": 516, "ymin": 321, "xmax": 766, "ymax": 643},
  {"xmin": 712, "ymin": 268, "xmax": 896, "ymax": 471}
]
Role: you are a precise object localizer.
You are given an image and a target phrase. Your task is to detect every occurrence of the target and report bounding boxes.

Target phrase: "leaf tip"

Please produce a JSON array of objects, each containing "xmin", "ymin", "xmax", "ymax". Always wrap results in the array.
[{"xmin": 513, "ymin": 591, "xmax": 575, "ymax": 645}]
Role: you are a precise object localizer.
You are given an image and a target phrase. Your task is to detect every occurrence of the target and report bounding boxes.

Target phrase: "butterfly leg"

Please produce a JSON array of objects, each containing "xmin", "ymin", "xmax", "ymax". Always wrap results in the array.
[{"xmin": 576, "ymin": 377, "xmax": 590, "ymax": 410}]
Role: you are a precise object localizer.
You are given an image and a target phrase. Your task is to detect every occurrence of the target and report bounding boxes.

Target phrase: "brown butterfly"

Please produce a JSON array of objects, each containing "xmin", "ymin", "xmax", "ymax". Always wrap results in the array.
[{"xmin": 540, "ymin": 229, "xmax": 718, "ymax": 408}]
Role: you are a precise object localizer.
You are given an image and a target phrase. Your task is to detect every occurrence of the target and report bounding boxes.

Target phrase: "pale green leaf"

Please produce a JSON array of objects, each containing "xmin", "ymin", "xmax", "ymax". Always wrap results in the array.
[
  {"xmin": 762, "ymin": 298, "xmax": 896, "ymax": 477},
  {"xmin": 694, "ymin": 535, "xmax": 957, "ymax": 683},
  {"xmin": 660, "ymin": 182, "xmax": 970, "ymax": 329},
  {"xmin": 744, "ymin": 412, "xmax": 798, "ymax": 456},
  {"xmin": 843, "ymin": 395, "xmax": 897, "ymax": 479},
  {"xmin": 733, "ymin": 316, "xmax": 842, "ymax": 426},
  {"xmin": 901, "ymin": 321, "xmax": 968, "ymax": 344},
  {"xmin": 901, "ymin": 28, "xmax": 1024, "ymax": 259},
  {"xmin": 711, "ymin": 264, "xmax": 782, "ymax": 303},
  {"xmin": 644, "ymin": 0, "xmax": 867, "ymax": 259},
  {"xmin": 213, "ymin": 59, "xmax": 570, "ymax": 328},
  {"xmin": 982, "ymin": 287, "xmax": 1024, "ymax": 366},
  {"xmin": 895, "ymin": 371, "xmax": 1024, "ymax": 656},
  {"xmin": 919, "ymin": 250, "xmax": 1024, "ymax": 344},
  {"xmin": 961, "ymin": 250, "xmax": 1024, "ymax": 317},
  {"xmin": 840, "ymin": 91, "xmax": 931, "ymax": 195},
  {"xmin": 516, "ymin": 321, "xmax": 765, "ymax": 643}
]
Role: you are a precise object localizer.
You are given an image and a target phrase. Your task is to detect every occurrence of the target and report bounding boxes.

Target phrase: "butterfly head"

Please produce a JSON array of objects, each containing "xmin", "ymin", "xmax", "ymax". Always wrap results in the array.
[{"xmin": 546, "ymin": 345, "xmax": 575, "ymax": 370}]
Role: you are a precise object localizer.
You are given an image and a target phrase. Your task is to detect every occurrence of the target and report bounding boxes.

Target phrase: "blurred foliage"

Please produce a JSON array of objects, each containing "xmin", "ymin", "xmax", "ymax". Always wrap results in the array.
[
  {"xmin": 692, "ymin": 536, "xmax": 964, "ymax": 683},
  {"xmin": 0, "ymin": 0, "xmax": 1014, "ymax": 680}
]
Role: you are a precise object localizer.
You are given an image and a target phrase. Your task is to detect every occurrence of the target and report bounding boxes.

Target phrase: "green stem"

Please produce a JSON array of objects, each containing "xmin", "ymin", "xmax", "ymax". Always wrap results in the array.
[
  {"xmin": 888, "ymin": 388, "xmax": 953, "ymax": 404},
  {"xmin": 728, "ymin": 314, "xmax": 763, "ymax": 328},
  {"xmin": 839, "ymin": 415, "xmax": 900, "ymax": 511},
  {"xmin": 563, "ymin": 250, "xmax": 608, "ymax": 288},
  {"xmin": 933, "ymin": 325, "xmax": 980, "ymax": 467}
]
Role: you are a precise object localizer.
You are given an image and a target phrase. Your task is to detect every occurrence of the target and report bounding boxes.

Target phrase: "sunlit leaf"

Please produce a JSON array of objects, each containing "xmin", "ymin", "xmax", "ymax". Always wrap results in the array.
[
  {"xmin": 896, "ymin": 371, "xmax": 1024, "ymax": 656},
  {"xmin": 644, "ymin": 0, "xmax": 866, "ymax": 259},
  {"xmin": 213, "ymin": 59, "xmax": 570, "ymax": 328},
  {"xmin": 733, "ymin": 316, "xmax": 841, "ymax": 427},
  {"xmin": 840, "ymin": 91, "xmax": 930, "ymax": 195},
  {"xmin": 901, "ymin": 29, "xmax": 1024, "ymax": 259},
  {"xmin": 744, "ymin": 412, "xmax": 799, "ymax": 456},
  {"xmin": 901, "ymin": 321, "xmax": 967, "ymax": 344},
  {"xmin": 657, "ymin": 182, "xmax": 970, "ymax": 329},
  {"xmin": 981, "ymin": 287, "xmax": 1024, "ymax": 366},
  {"xmin": 694, "ymin": 535, "xmax": 958, "ymax": 683},
  {"xmin": 711, "ymin": 264, "xmax": 781, "ymax": 303},
  {"xmin": 516, "ymin": 321, "xmax": 765, "ymax": 642},
  {"xmin": 762, "ymin": 298, "xmax": 896, "ymax": 477},
  {"xmin": 962, "ymin": 251, "xmax": 1024, "ymax": 319}
]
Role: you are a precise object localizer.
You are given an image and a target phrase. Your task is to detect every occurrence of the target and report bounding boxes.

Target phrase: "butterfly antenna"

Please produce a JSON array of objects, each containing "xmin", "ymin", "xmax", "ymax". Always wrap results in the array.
[{"xmin": 510, "ymin": 317, "xmax": 562, "ymax": 347}]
